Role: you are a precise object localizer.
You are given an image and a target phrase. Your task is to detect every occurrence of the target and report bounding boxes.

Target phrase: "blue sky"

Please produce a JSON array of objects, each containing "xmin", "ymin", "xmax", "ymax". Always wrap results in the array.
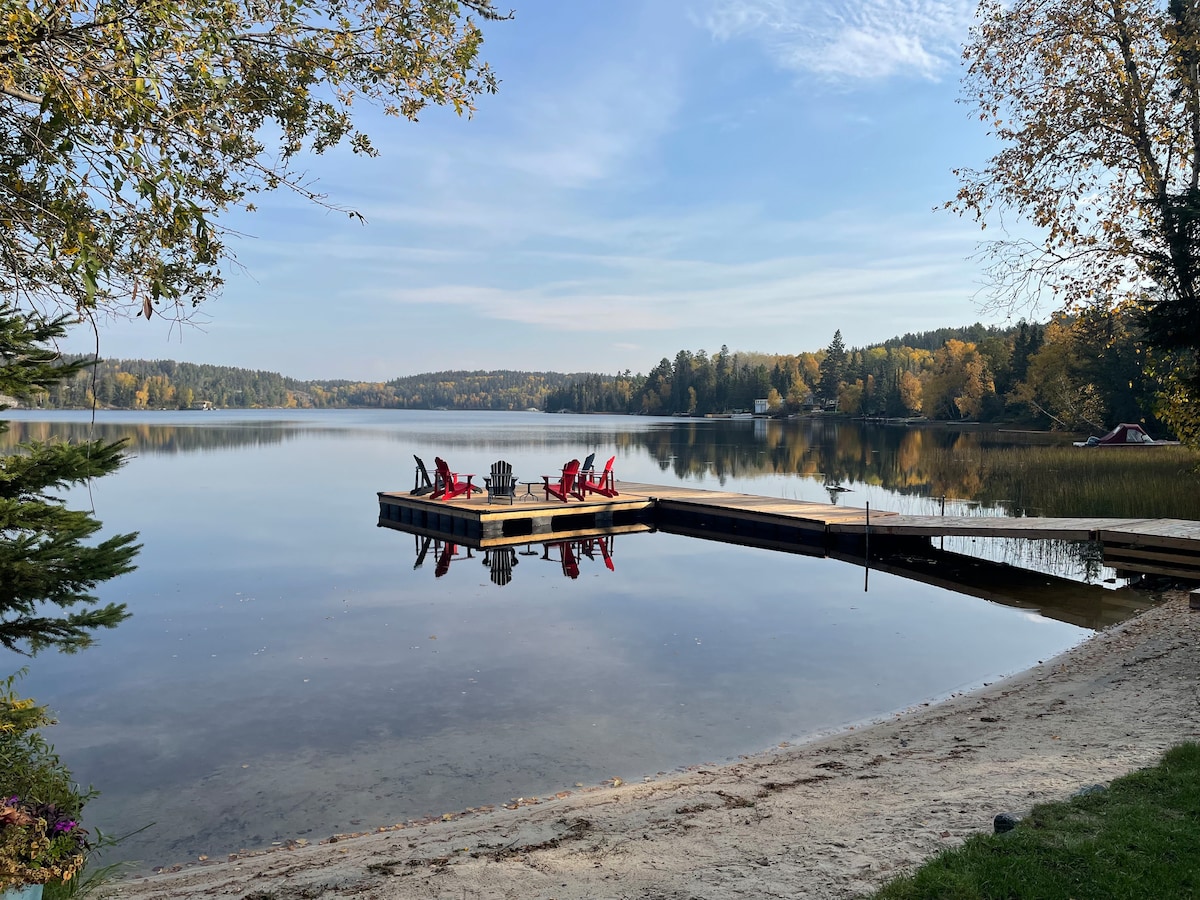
[{"xmin": 67, "ymin": 0, "xmax": 1011, "ymax": 381}]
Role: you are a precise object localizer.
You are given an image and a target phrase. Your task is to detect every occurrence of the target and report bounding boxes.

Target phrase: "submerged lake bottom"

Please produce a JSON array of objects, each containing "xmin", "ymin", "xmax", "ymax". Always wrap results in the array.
[{"xmin": 2, "ymin": 410, "xmax": 1172, "ymax": 871}]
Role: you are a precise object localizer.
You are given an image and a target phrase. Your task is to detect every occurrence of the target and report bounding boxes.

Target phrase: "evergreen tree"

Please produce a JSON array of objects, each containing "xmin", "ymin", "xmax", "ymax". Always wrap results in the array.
[
  {"xmin": 1, "ymin": 307, "xmax": 140, "ymax": 654},
  {"xmin": 817, "ymin": 330, "xmax": 848, "ymax": 405},
  {"xmin": 1010, "ymin": 320, "xmax": 1042, "ymax": 386}
]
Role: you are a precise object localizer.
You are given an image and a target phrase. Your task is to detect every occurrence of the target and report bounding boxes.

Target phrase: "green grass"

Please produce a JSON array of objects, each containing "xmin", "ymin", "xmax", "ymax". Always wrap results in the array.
[{"xmin": 871, "ymin": 743, "xmax": 1200, "ymax": 900}]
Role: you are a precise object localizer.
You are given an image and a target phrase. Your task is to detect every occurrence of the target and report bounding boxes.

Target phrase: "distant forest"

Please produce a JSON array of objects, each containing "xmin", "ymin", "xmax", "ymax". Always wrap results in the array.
[
  {"xmin": 34, "ymin": 361, "xmax": 589, "ymax": 412},
  {"xmin": 20, "ymin": 305, "xmax": 1172, "ymax": 433}
]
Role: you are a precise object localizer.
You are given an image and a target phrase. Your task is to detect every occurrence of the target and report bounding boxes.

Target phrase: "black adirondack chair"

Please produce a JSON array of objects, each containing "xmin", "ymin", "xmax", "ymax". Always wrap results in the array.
[
  {"xmin": 484, "ymin": 459, "xmax": 518, "ymax": 504},
  {"xmin": 411, "ymin": 454, "xmax": 437, "ymax": 495}
]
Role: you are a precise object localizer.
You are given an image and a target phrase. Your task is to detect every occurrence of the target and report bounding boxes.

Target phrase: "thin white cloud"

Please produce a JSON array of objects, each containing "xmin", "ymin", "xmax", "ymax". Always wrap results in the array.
[
  {"xmin": 234, "ymin": 181, "xmax": 988, "ymax": 328},
  {"xmin": 496, "ymin": 61, "xmax": 682, "ymax": 189},
  {"xmin": 362, "ymin": 221, "xmax": 981, "ymax": 337},
  {"xmin": 369, "ymin": 283, "xmax": 679, "ymax": 331},
  {"xmin": 353, "ymin": 43, "xmax": 680, "ymax": 195},
  {"xmin": 700, "ymin": 0, "xmax": 976, "ymax": 82}
]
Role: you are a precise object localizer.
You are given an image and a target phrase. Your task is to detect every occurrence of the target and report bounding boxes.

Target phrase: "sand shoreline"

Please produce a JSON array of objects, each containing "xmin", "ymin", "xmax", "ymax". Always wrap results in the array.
[{"xmin": 102, "ymin": 591, "xmax": 1200, "ymax": 900}]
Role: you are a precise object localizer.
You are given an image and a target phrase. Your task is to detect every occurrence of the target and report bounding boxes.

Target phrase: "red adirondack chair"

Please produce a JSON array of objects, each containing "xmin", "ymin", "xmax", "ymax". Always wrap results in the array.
[
  {"xmin": 432, "ymin": 457, "xmax": 477, "ymax": 501},
  {"xmin": 578, "ymin": 455, "xmax": 618, "ymax": 498},
  {"xmin": 543, "ymin": 458, "xmax": 582, "ymax": 502}
]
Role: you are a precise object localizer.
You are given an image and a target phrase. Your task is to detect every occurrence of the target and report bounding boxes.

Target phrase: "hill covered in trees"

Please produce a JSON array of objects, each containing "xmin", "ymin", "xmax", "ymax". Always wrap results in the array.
[
  {"xmin": 22, "ymin": 306, "xmax": 1173, "ymax": 435},
  {"xmin": 548, "ymin": 307, "xmax": 1169, "ymax": 434},
  {"xmin": 545, "ymin": 323, "xmax": 1041, "ymax": 421},
  {"xmin": 36, "ymin": 361, "xmax": 590, "ymax": 412}
]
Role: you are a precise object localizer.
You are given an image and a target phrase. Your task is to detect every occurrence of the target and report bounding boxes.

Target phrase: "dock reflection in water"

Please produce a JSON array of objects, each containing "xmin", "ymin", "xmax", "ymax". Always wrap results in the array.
[{"xmin": 389, "ymin": 517, "xmax": 1160, "ymax": 631}]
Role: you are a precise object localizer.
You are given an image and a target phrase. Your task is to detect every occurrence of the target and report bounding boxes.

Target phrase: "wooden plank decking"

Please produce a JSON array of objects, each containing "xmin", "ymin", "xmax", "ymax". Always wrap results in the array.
[{"xmin": 620, "ymin": 481, "xmax": 889, "ymax": 530}]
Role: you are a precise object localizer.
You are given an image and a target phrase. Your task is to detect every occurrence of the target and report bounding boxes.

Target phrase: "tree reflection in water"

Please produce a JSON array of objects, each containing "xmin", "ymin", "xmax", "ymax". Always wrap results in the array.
[{"xmin": 7, "ymin": 416, "xmax": 1197, "ymax": 519}]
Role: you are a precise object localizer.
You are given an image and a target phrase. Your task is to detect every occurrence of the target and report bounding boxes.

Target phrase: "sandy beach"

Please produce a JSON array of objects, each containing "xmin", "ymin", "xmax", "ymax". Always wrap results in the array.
[{"xmin": 102, "ymin": 590, "xmax": 1200, "ymax": 900}]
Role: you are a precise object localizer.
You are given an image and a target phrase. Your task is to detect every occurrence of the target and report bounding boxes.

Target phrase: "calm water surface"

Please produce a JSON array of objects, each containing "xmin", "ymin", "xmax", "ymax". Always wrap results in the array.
[{"xmin": 1, "ymin": 410, "xmax": 1157, "ymax": 868}]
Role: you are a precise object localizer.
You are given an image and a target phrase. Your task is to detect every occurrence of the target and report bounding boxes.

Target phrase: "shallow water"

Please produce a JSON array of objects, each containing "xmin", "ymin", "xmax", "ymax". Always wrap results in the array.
[{"xmin": 2, "ymin": 410, "xmax": 1147, "ymax": 868}]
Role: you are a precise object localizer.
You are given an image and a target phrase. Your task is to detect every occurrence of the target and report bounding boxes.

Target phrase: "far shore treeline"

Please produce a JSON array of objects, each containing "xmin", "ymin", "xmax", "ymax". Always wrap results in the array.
[{"xmin": 22, "ymin": 307, "xmax": 1176, "ymax": 434}]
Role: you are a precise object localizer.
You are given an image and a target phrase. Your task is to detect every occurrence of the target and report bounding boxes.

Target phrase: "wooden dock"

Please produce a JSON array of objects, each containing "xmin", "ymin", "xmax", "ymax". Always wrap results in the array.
[{"xmin": 378, "ymin": 481, "xmax": 1200, "ymax": 579}]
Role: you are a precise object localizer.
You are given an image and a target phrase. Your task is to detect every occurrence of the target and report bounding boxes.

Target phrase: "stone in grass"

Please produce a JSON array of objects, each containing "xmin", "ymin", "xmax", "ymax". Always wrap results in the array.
[
  {"xmin": 1073, "ymin": 783, "xmax": 1108, "ymax": 798},
  {"xmin": 993, "ymin": 812, "xmax": 1021, "ymax": 834}
]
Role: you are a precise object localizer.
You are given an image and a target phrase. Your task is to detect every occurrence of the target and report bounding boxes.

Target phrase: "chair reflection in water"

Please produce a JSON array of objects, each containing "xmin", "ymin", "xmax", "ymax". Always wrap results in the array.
[
  {"xmin": 411, "ymin": 536, "xmax": 615, "ymax": 581},
  {"xmin": 553, "ymin": 540, "xmax": 580, "ymax": 578},
  {"xmin": 577, "ymin": 534, "xmax": 615, "ymax": 570},
  {"xmin": 413, "ymin": 535, "xmax": 433, "ymax": 569},
  {"xmin": 432, "ymin": 539, "xmax": 473, "ymax": 577},
  {"xmin": 541, "ymin": 535, "xmax": 615, "ymax": 577},
  {"xmin": 482, "ymin": 547, "xmax": 519, "ymax": 586}
]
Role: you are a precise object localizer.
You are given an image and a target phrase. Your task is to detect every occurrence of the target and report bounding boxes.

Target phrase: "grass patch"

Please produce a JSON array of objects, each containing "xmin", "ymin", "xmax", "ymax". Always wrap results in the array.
[{"xmin": 871, "ymin": 743, "xmax": 1200, "ymax": 900}]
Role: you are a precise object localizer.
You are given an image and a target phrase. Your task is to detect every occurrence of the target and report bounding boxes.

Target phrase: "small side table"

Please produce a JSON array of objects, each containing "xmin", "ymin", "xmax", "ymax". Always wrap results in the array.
[{"xmin": 517, "ymin": 481, "xmax": 540, "ymax": 501}]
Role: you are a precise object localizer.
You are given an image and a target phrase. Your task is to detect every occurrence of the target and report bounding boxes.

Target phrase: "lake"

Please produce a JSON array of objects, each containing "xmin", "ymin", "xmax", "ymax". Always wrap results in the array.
[{"xmin": 2, "ymin": 410, "xmax": 1188, "ymax": 870}]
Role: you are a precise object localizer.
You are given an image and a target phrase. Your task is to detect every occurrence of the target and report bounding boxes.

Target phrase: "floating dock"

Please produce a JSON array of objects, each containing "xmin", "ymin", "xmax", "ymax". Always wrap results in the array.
[
  {"xmin": 378, "ymin": 481, "xmax": 1200, "ymax": 579},
  {"xmin": 378, "ymin": 483, "xmax": 658, "ymax": 544}
]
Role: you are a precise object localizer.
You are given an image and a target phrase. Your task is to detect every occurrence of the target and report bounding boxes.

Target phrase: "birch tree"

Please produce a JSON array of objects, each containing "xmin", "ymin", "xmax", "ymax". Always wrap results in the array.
[
  {"xmin": 953, "ymin": 0, "xmax": 1187, "ymax": 305},
  {"xmin": 951, "ymin": 0, "xmax": 1200, "ymax": 433}
]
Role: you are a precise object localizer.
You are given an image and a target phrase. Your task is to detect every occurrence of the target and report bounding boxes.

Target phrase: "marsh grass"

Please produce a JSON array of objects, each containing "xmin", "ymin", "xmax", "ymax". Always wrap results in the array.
[
  {"xmin": 872, "ymin": 742, "xmax": 1200, "ymax": 900},
  {"xmin": 927, "ymin": 445, "xmax": 1200, "ymax": 518}
]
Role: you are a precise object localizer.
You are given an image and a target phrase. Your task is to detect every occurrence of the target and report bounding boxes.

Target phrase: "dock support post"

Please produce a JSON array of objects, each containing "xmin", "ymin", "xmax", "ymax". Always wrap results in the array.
[
  {"xmin": 864, "ymin": 502, "xmax": 870, "ymax": 592},
  {"xmin": 939, "ymin": 497, "xmax": 944, "ymax": 550}
]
